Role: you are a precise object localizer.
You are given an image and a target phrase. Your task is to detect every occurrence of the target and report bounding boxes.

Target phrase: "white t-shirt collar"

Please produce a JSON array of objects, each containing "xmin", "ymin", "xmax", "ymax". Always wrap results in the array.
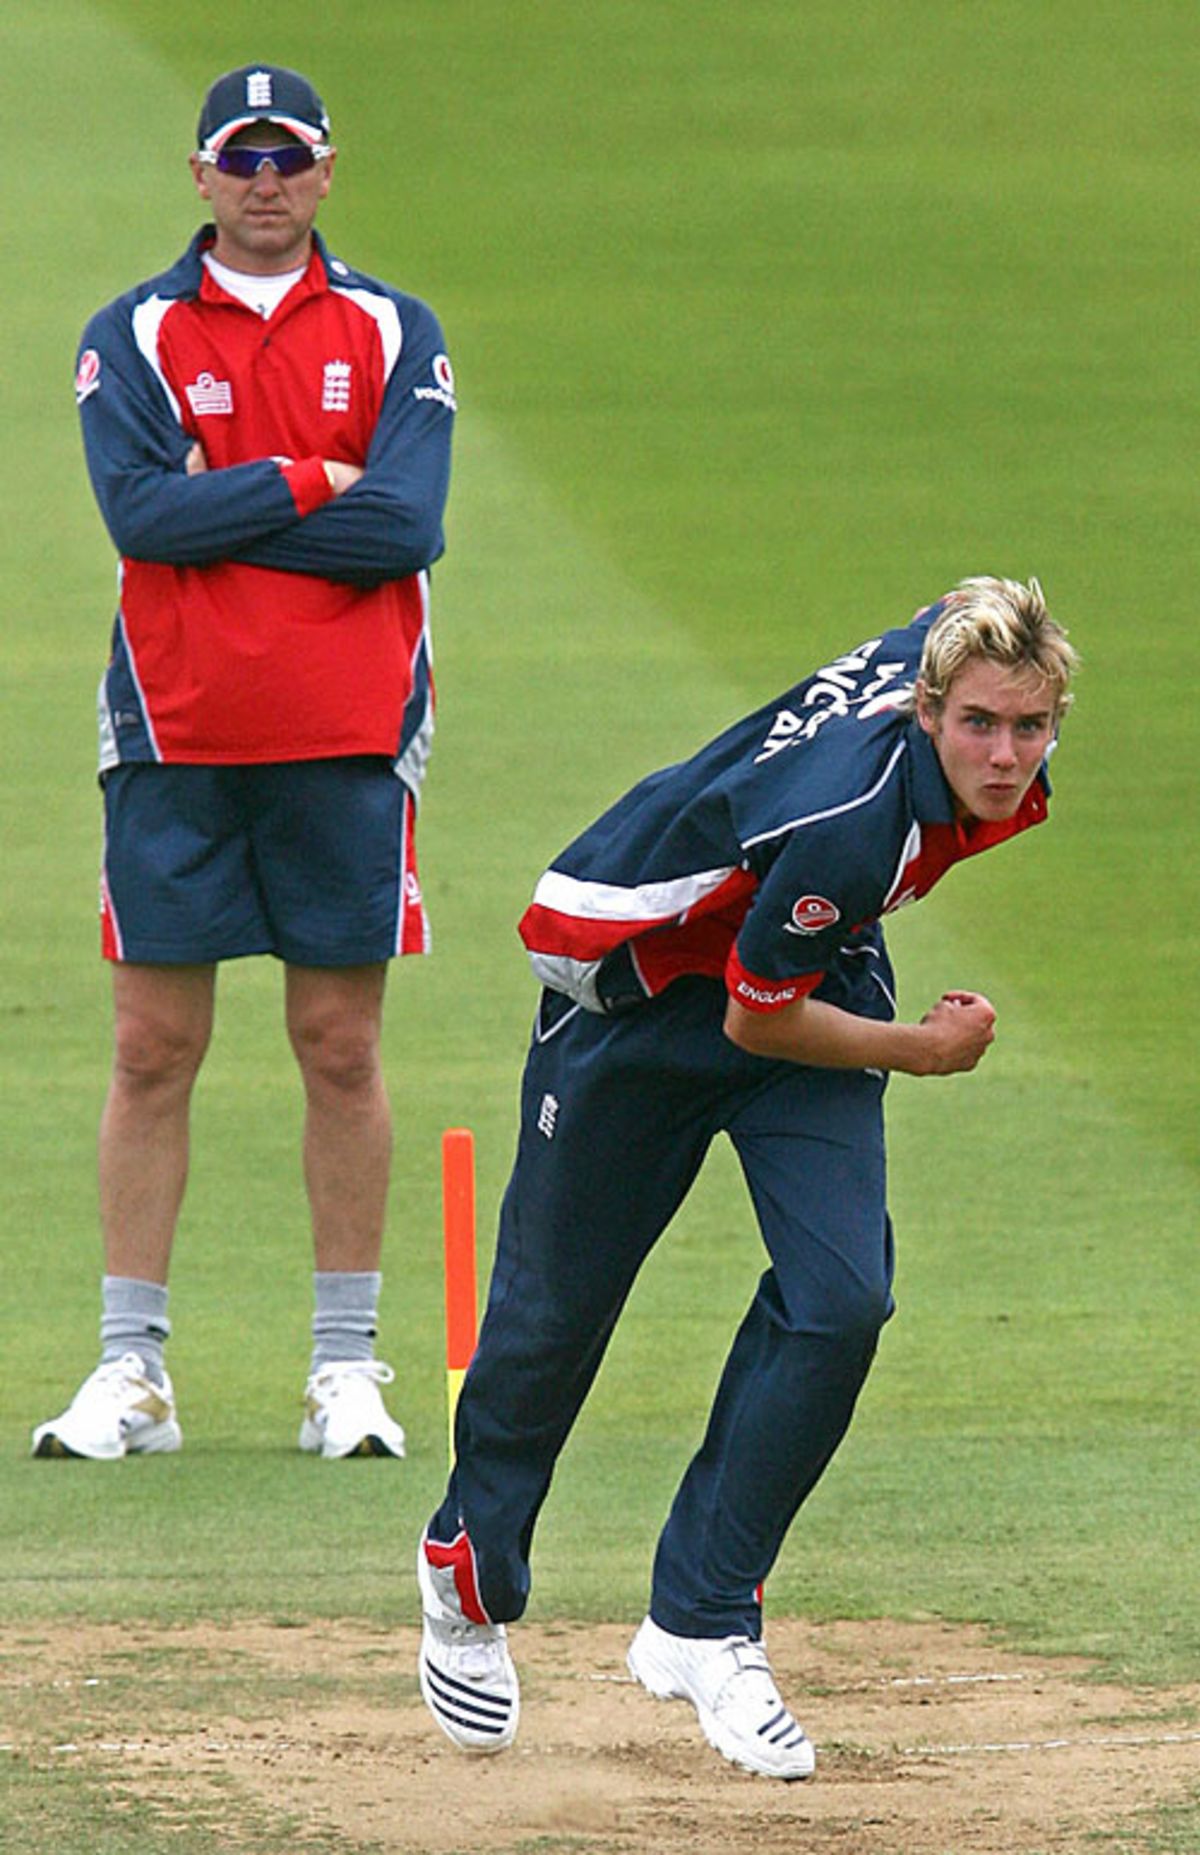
[{"xmin": 203, "ymin": 252, "xmax": 306, "ymax": 319}]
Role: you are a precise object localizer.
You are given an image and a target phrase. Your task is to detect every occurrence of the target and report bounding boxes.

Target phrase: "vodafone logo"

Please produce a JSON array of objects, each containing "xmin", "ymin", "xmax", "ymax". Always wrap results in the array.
[
  {"xmin": 75, "ymin": 348, "xmax": 101, "ymax": 405},
  {"xmin": 415, "ymin": 352, "xmax": 457, "ymax": 411},
  {"xmin": 789, "ymin": 894, "xmax": 840, "ymax": 935}
]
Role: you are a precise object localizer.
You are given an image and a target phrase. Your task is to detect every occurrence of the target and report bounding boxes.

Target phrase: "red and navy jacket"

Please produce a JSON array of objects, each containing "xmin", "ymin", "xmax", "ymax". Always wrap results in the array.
[
  {"xmin": 519, "ymin": 600, "xmax": 1051, "ymax": 1017},
  {"xmin": 76, "ymin": 226, "xmax": 454, "ymax": 786}
]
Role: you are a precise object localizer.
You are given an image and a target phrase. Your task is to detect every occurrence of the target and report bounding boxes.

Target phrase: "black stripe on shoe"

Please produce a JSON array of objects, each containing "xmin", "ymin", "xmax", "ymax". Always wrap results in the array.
[
  {"xmin": 758, "ymin": 1705, "xmax": 809, "ymax": 1747},
  {"xmin": 421, "ymin": 1659, "xmax": 513, "ymax": 1733}
]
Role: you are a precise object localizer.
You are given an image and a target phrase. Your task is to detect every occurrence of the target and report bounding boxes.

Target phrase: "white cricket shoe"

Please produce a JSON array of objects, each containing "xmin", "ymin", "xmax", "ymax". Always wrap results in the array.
[
  {"xmin": 417, "ymin": 1533, "xmax": 520, "ymax": 1753},
  {"xmin": 627, "ymin": 1614, "xmax": 815, "ymax": 1781},
  {"xmin": 31, "ymin": 1353, "xmax": 182, "ymax": 1460},
  {"xmin": 299, "ymin": 1359, "xmax": 407, "ymax": 1458}
]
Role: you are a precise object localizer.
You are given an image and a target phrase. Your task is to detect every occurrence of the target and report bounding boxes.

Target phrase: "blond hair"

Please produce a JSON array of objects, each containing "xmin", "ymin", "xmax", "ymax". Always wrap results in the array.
[{"xmin": 918, "ymin": 577, "xmax": 1078, "ymax": 716}]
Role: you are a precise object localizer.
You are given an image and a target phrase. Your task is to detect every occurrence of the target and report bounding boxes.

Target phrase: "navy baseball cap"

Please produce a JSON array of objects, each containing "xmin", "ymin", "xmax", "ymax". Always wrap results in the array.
[{"xmin": 196, "ymin": 64, "xmax": 332, "ymax": 154}]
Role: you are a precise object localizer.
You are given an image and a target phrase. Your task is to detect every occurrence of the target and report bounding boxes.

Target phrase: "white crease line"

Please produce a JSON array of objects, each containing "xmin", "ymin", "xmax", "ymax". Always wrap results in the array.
[
  {"xmin": 600, "ymin": 1676, "xmax": 1038, "ymax": 1691},
  {"xmin": 901, "ymin": 1730, "xmax": 1200, "ymax": 1757},
  {"xmin": 888, "ymin": 1671, "xmax": 1033, "ymax": 1688},
  {"xmin": 592, "ymin": 1669, "xmax": 1039, "ymax": 1690}
]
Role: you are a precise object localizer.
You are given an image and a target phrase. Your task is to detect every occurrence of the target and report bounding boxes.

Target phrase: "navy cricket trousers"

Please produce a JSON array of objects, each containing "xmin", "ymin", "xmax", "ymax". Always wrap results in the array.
[{"xmin": 428, "ymin": 976, "xmax": 895, "ymax": 1640}]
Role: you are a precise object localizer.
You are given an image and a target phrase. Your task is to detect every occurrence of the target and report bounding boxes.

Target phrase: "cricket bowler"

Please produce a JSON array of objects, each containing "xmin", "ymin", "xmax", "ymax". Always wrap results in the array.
[{"xmin": 417, "ymin": 576, "xmax": 1077, "ymax": 1779}]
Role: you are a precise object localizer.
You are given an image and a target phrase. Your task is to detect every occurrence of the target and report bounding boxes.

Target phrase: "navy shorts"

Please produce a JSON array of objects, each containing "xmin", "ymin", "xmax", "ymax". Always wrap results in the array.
[{"xmin": 100, "ymin": 758, "xmax": 429, "ymax": 966}]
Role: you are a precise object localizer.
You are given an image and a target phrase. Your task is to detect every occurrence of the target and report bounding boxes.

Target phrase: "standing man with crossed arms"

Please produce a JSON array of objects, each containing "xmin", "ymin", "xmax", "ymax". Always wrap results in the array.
[
  {"xmin": 416, "ymin": 577, "xmax": 1077, "ymax": 1779},
  {"xmin": 34, "ymin": 64, "xmax": 456, "ymax": 1461}
]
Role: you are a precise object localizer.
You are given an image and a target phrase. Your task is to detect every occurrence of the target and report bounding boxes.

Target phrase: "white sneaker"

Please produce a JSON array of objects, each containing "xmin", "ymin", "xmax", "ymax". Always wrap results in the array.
[
  {"xmin": 31, "ymin": 1354, "xmax": 182, "ymax": 1460},
  {"xmin": 417, "ymin": 1532, "xmax": 520, "ymax": 1753},
  {"xmin": 627, "ymin": 1614, "xmax": 815, "ymax": 1781},
  {"xmin": 299, "ymin": 1359, "xmax": 406, "ymax": 1458}
]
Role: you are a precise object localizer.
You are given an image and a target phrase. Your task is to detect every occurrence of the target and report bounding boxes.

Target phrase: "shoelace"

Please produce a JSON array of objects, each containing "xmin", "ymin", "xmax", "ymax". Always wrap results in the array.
[
  {"xmin": 441, "ymin": 1623, "xmax": 508, "ymax": 1680},
  {"xmin": 316, "ymin": 1360, "xmax": 395, "ymax": 1390},
  {"xmin": 90, "ymin": 1353, "xmax": 152, "ymax": 1394},
  {"xmin": 726, "ymin": 1639, "xmax": 772, "ymax": 1676},
  {"xmin": 713, "ymin": 1639, "xmax": 793, "ymax": 1717}
]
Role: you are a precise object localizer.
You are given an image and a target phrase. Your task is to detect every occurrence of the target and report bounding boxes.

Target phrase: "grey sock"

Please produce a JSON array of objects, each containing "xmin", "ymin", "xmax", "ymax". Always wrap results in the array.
[
  {"xmin": 311, "ymin": 1271, "xmax": 381, "ymax": 1373},
  {"xmin": 100, "ymin": 1276, "xmax": 171, "ymax": 1385}
]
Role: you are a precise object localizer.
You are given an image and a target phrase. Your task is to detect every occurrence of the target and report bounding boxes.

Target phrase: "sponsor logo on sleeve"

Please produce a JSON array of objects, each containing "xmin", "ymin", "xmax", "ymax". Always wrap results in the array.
[
  {"xmin": 786, "ymin": 894, "xmax": 840, "ymax": 935},
  {"xmin": 414, "ymin": 352, "xmax": 457, "ymax": 411},
  {"xmin": 75, "ymin": 348, "xmax": 102, "ymax": 405}
]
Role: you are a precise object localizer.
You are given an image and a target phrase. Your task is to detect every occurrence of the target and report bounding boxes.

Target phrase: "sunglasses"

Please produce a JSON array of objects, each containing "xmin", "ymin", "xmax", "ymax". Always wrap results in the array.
[{"xmin": 199, "ymin": 143, "xmax": 328, "ymax": 180}]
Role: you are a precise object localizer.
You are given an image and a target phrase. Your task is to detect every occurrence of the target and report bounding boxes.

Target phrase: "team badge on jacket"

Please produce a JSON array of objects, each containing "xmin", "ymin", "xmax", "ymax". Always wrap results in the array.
[
  {"xmin": 322, "ymin": 360, "xmax": 353, "ymax": 411},
  {"xmin": 787, "ymin": 895, "xmax": 841, "ymax": 935}
]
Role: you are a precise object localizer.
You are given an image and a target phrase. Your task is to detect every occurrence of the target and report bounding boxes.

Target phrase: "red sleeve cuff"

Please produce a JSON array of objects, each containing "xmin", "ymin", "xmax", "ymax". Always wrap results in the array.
[
  {"xmin": 280, "ymin": 455, "xmax": 337, "ymax": 517},
  {"xmin": 724, "ymin": 949, "xmax": 824, "ymax": 1013}
]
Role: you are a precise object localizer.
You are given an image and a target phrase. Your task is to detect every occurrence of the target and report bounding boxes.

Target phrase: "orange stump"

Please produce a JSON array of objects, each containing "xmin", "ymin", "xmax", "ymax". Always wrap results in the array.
[{"xmin": 441, "ymin": 1127, "xmax": 479, "ymax": 1467}]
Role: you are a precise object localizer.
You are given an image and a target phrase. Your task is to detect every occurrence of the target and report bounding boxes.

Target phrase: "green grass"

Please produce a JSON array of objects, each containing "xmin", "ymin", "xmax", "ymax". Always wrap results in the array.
[
  {"xmin": 2, "ymin": 2, "xmax": 1197, "ymax": 1848},
  {"xmin": 0, "ymin": 1765, "xmax": 338, "ymax": 1855},
  {"xmin": 1094, "ymin": 1793, "xmax": 1200, "ymax": 1855}
]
